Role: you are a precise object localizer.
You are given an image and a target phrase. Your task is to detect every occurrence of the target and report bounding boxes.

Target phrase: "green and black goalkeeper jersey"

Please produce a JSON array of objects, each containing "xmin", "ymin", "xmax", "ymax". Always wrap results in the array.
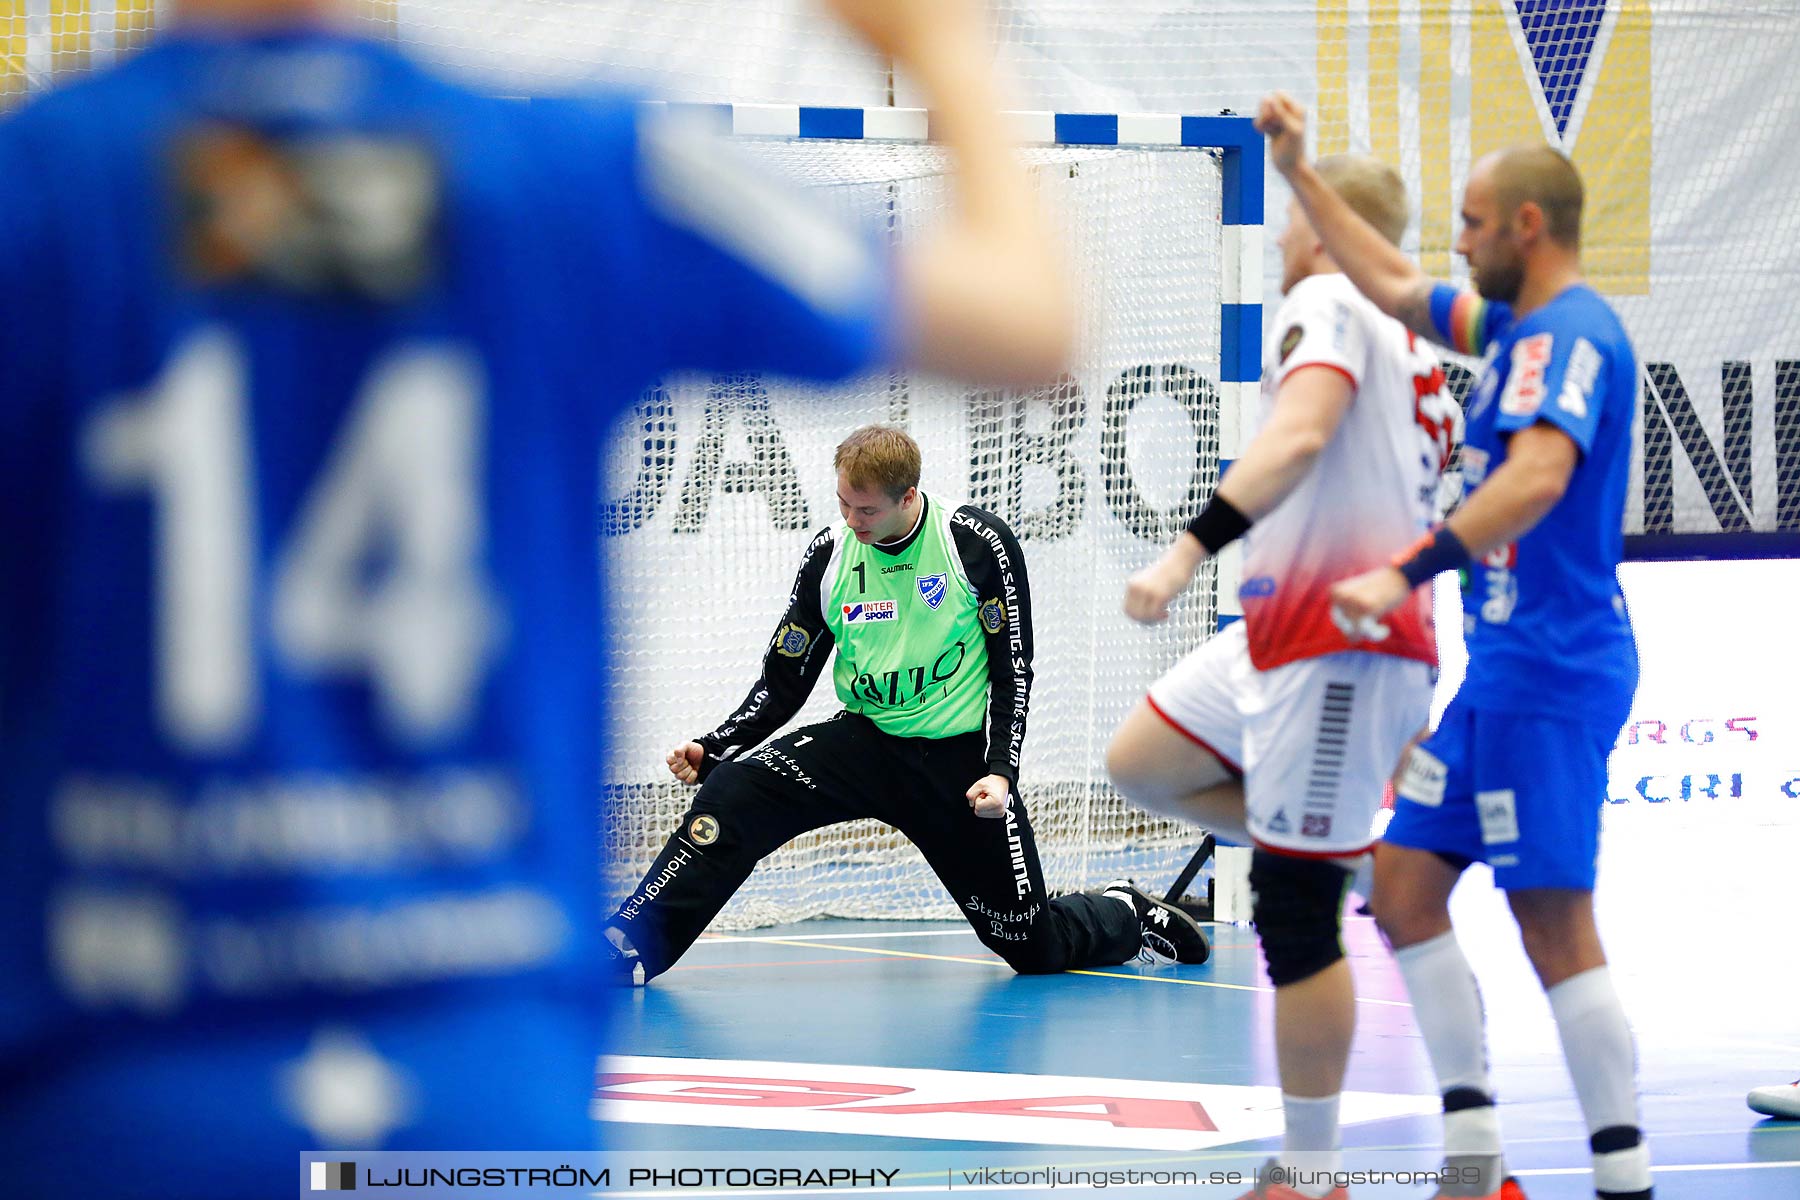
[{"xmin": 694, "ymin": 494, "xmax": 1034, "ymax": 784}]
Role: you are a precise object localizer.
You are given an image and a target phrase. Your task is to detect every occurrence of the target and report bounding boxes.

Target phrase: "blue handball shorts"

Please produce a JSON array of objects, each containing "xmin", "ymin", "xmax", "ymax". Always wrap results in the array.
[{"xmin": 1384, "ymin": 694, "xmax": 1625, "ymax": 891}]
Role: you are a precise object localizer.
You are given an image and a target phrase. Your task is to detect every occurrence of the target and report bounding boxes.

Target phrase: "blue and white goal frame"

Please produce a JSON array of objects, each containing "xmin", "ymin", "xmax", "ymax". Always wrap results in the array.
[
  {"xmin": 655, "ymin": 103, "xmax": 1265, "ymax": 630},
  {"xmin": 652, "ymin": 101, "xmax": 1264, "ymax": 450}
]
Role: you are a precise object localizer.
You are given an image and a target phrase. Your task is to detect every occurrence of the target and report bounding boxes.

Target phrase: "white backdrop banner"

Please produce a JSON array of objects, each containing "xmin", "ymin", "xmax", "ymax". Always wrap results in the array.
[{"xmin": 386, "ymin": 0, "xmax": 1800, "ymax": 539}]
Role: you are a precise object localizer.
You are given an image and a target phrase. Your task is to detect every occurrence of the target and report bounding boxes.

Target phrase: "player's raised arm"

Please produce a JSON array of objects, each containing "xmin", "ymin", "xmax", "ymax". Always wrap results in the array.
[
  {"xmin": 1127, "ymin": 151, "xmax": 1422, "ymax": 626},
  {"xmin": 826, "ymin": 0, "xmax": 1075, "ymax": 385},
  {"xmin": 1257, "ymin": 92, "xmax": 1442, "ymax": 345}
]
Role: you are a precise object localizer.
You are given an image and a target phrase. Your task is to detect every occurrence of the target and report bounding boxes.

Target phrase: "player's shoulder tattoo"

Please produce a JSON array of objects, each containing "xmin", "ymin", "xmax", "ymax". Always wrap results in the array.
[{"xmin": 1397, "ymin": 279, "xmax": 1439, "ymax": 344}]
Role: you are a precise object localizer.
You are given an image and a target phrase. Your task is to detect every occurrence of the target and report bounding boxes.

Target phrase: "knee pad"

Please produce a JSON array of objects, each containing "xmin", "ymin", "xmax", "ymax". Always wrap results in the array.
[{"xmin": 1250, "ymin": 848, "xmax": 1352, "ymax": 987}]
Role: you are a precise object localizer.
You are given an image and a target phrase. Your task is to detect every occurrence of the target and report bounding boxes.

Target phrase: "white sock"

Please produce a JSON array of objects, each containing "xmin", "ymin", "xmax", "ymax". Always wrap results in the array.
[
  {"xmin": 1393, "ymin": 931, "xmax": 1502, "ymax": 1157},
  {"xmin": 1280, "ymin": 1092, "xmax": 1343, "ymax": 1198},
  {"xmin": 1547, "ymin": 966, "xmax": 1652, "ymax": 1196}
]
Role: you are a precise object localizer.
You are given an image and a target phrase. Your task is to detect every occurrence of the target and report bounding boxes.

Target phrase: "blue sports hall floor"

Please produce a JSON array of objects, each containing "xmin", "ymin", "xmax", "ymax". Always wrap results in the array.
[{"xmin": 597, "ymin": 872, "xmax": 1800, "ymax": 1199}]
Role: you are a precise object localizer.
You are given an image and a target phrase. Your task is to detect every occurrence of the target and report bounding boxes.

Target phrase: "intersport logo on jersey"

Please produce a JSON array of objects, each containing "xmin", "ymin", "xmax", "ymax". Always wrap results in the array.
[{"xmin": 841, "ymin": 600, "xmax": 897, "ymax": 623}]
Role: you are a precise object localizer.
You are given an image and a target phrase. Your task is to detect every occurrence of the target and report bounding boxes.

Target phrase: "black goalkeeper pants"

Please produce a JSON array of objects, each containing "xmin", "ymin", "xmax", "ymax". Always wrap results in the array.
[{"xmin": 610, "ymin": 713, "xmax": 1141, "ymax": 982}]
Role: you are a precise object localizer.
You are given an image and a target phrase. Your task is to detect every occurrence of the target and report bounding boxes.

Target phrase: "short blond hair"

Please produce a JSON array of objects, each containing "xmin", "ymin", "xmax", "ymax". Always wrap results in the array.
[
  {"xmin": 1317, "ymin": 153, "xmax": 1409, "ymax": 246},
  {"xmin": 833, "ymin": 425, "xmax": 920, "ymax": 501}
]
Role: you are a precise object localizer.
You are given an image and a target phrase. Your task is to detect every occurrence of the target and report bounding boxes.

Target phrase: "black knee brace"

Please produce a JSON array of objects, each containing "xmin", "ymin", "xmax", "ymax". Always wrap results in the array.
[{"xmin": 1250, "ymin": 848, "xmax": 1353, "ymax": 987}]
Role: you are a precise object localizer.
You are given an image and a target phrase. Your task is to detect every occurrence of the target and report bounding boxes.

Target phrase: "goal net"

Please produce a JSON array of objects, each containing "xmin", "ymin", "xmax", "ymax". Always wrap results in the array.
[
  {"xmin": 10, "ymin": 7, "xmax": 1799, "ymax": 545},
  {"xmin": 601, "ymin": 125, "xmax": 1239, "ymax": 926},
  {"xmin": 14, "ymin": 1, "xmax": 1799, "ymax": 925},
  {"xmin": 351, "ymin": 0, "xmax": 1800, "ymax": 550}
]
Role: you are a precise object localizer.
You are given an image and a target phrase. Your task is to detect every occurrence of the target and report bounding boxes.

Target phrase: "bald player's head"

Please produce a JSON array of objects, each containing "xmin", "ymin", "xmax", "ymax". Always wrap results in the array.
[
  {"xmin": 1457, "ymin": 145, "xmax": 1584, "ymax": 302},
  {"xmin": 1484, "ymin": 144, "xmax": 1584, "ymax": 249}
]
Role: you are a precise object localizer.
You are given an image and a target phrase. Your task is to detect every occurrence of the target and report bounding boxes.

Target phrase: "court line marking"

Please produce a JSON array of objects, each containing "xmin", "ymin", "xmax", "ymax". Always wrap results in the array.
[
  {"xmin": 724, "ymin": 937, "xmax": 1015, "ymax": 971},
  {"xmin": 667, "ymin": 957, "xmax": 894, "ymax": 973},
  {"xmin": 598, "ymin": 1087, "xmax": 1800, "ymax": 1192},
  {"xmin": 700, "ymin": 927, "xmax": 1234, "ymax": 943},
  {"xmin": 707, "ymin": 936, "xmax": 1412, "ymax": 1007}
]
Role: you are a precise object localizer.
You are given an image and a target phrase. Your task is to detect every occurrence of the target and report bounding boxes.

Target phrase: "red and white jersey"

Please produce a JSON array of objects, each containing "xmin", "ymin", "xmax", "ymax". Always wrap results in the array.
[{"xmin": 1239, "ymin": 272, "xmax": 1461, "ymax": 671}]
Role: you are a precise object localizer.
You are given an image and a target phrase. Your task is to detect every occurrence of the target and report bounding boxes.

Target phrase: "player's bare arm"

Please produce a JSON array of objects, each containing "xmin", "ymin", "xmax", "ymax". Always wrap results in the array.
[
  {"xmin": 826, "ymin": 0, "xmax": 1074, "ymax": 385},
  {"xmin": 1122, "ymin": 535, "xmax": 1208, "ymax": 625},
  {"xmin": 1440, "ymin": 422, "xmax": 1578, "ymax": 554},
  {"xmin": 1217, "ymin": 367, "xmax": 1354, "ymax": 517},
  {"xmin": 1330, "ymin": 422, "xmax": 1578, "ymax": 631},
  {"xmin": 1257, "ymin": 92, "xmax": 1445, "ymax": 347},
  {"xmin": 1124, "ymin": 366, "xmax": 1353, "ymax": 625}
]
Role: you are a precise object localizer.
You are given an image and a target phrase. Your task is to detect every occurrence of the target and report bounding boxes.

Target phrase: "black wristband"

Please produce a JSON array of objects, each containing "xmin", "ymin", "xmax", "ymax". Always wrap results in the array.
[
  {"xmin": 1394, "ymin": 525, "xmax": 1473, "ymax": 589},
  {"xmin": 1184, "ymin": 495, "xmax": 1253, "ymax": 554}
]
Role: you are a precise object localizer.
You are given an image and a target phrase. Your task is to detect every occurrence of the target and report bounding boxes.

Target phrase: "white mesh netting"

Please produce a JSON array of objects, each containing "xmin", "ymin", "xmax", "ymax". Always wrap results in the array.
[
  {"xmin": 336, "ymin": 0, "xmax": 1797, "ymax": 543},
  {"xmin": 12, "ymin": 5, "xmax": 1790, "ymax": 534},
  {"xmin": 11, "ymin": 1, "xmax": 1800, "ymax": 927},
  {"xmin": 601, "ymin": 139, "xmax": 1226, "ymax": 925},
  {"xmin": 0, "ymin": 0, "xmax": 158, "ymax": 101}
]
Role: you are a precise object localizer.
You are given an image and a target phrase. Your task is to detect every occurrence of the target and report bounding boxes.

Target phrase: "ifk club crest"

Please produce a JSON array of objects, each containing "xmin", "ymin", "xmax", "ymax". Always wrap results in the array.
[{"xmin": 917, "ymin": 573, "xmax": 948, "ymax": 610}]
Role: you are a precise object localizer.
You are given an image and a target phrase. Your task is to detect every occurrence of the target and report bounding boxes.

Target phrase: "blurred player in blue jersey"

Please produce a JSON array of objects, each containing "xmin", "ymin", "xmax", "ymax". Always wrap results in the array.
[
  {"xmin": 0, "ymin": 0, "xmax": 1071, "ymax": 1195},
  {"xmin": 1258, "ymin": 93, "xmax": 1649, "ymax": 1200}
]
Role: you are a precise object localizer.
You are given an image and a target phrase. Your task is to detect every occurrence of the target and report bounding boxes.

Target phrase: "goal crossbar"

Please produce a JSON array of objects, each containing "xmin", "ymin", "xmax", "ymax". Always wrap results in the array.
[{"xmin": 647, "ymin": 101, "xmax": 1265, "ymax": 469}]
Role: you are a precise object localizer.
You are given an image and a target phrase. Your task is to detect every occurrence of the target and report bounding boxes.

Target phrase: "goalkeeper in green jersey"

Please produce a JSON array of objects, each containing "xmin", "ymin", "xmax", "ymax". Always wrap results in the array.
[{"xmin": 605, "ymin": 425, "xmax": 1210, "ymax": 984}]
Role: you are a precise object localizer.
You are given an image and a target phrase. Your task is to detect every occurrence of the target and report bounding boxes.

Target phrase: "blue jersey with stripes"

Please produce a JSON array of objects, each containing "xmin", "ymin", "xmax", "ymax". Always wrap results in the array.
[
  {"xmin": 1428, "ymin": 283, "xmax": 1639, "ymax": 723},
  {"xmin": 0, "ymin": 26, "xmax": 888, "ymax": 1192}
]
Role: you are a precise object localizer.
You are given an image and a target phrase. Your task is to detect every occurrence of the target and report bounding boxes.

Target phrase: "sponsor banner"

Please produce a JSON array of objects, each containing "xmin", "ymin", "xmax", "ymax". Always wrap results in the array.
[
  {"xmin": 1430, "ymin": 554, "xmax": 1800, "ymax": 960},
  {"xmin": 402, "ymin": 0, "xmax": 1800, "ymax": 540},
  {"xmin": 595, "ymin": 1056, "xmax": 1438, "ymax": 1151}
]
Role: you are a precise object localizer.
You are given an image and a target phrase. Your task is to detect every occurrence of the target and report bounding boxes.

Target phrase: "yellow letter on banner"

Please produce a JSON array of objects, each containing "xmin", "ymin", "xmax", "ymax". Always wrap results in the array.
[
  {"xmin": 50, "ymin": 0, "xmax": 91, "ymax": 76},
  {"xmin": 1578, "ymin": 2, "xmax": 1650, "ymax": 295},
  {"xmin": 1, "ymin": 3, "xmax": 25, "ymax": 108},
  {"xmin": 1468, "ymin": 0, "xmax": 1650, "ymax": 295},
  {"xmin": 1321, "ymin": 0, "xmax": 1650, "ymax": 296},
  {"xmin": 1316, "ymin": 0, "xmax": 1350, "ymax": 159},
  {"xmin": 1418, "ymin": 1, "xmax": 1454, "ymax": 276}
]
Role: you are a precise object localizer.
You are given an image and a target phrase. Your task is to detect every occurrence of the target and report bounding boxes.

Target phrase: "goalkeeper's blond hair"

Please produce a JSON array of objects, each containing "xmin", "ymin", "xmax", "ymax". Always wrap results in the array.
[{"xmin": 834, "ymin": 425, "xmax": 921, "ymax": 501}]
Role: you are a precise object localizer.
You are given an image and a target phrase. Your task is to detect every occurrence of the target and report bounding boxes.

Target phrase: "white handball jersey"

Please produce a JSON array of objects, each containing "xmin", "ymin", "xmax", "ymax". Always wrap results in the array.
[{"xmin": 1239, "ymin": 272, "xmax": 1461, "ymax": 671}]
